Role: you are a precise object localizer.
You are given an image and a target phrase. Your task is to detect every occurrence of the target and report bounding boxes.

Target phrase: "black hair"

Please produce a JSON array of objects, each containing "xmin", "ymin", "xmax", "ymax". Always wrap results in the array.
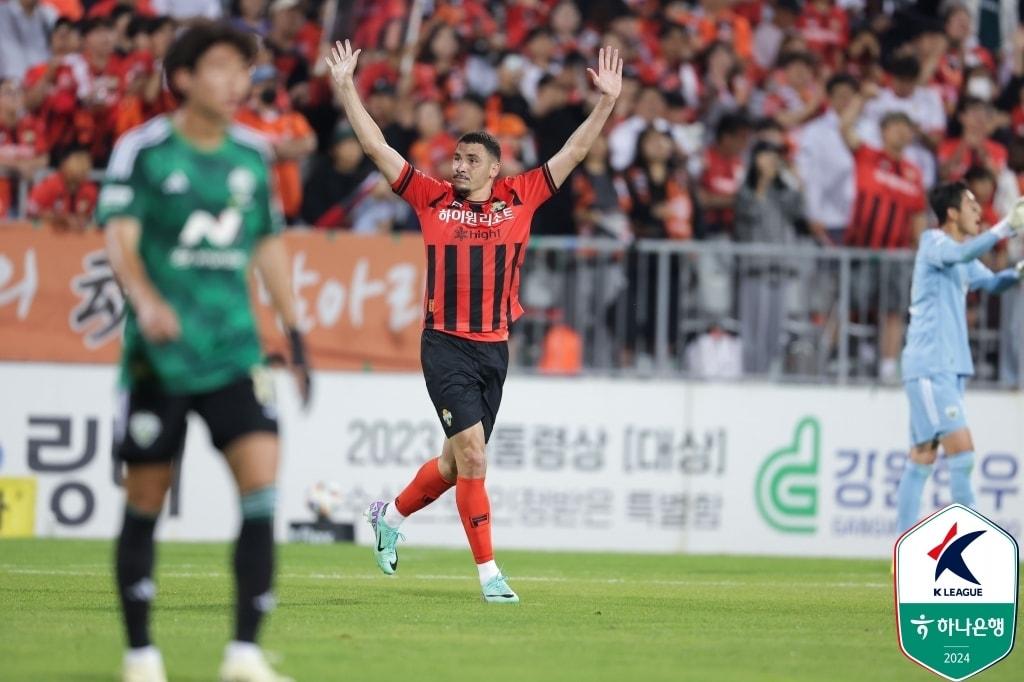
[
  {"xmin": 456, "ymin": 131, "xmax": 502, "ymax": 161},
  {"xmin": 52, "ymin": 141, "xmax": 92, "ymax": 167},
  {"xmin": 745, "ymin": 140, "xmax": 787, "ymax": 191},
  {"xmin": 826, "ymin": 73, "xmax": 858, "ymax": 95},
  {"xmin": 80, "ymin": 17, "xmax": 113, "ymax": 36},
  {"xmin": 52, "ymin": 17, "xmax": 78, "ymax": 33},
  {"xmin": 887, "ymin": 55, "xmax": 922, "ymax": 81},
  {"xmin": 776, "ymin": 51, "xmax": 816, "ymax": 70},
  {"xmin": 109, "ymin": 5, "xmax": 134, "ymax": 24},
  {"xmin": 126, "ymin": 15, "xmax": 152, "ymax": 40},
  {"xmin": 929, "ymin": 181, "xmax": 970, "ymax": 224},
  {"xmin": 957, "ymin": 95, "xmax": 990, "ymax": 116},
  {"xmin": 163, "ymin": 20, "xmax": 257, "ymax": 100},
  {"xmin": 964, "ymin": 164, "xmax": 995, "ymax": 186},
  {"xmin": 716, "ymin": 111, "xmax": 751, "ymax": 141}
]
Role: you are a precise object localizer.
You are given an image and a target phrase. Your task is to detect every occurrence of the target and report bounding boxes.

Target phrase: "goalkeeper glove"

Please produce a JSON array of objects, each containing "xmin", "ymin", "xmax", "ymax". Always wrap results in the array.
[{"xmin": 288, "ymin": 327, "xmax": 312, "ymax": 408}]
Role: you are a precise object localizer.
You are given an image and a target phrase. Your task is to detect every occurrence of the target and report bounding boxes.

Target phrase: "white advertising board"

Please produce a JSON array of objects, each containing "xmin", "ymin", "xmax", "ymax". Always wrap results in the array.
[{"xmin": 1, "ymin": 363, "xmax": 1021, "ymax": 558}]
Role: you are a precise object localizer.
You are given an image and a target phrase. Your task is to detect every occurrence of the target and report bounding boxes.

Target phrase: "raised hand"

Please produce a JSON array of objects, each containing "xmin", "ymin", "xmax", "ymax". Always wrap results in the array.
[
  {"xmin": 587, "ymin": 46, "xmax": 623, "ymax": 100},
  {"xmin": 325, "ymin": 39, "xmax": 362, "ymax": 88}
]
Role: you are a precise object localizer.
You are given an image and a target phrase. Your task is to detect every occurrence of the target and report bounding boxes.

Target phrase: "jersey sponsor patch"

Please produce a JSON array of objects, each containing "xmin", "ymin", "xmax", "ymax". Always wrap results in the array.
[{"xmin": 98, "ymin": 184, "xmax": 134, "ymax": 211}]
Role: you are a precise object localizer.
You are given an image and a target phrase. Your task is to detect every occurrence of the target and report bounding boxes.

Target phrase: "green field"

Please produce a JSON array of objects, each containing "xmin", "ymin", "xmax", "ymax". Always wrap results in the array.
[{"xmin": 0, "ymin": 539, "xmax": 1020, "ymax": 681}]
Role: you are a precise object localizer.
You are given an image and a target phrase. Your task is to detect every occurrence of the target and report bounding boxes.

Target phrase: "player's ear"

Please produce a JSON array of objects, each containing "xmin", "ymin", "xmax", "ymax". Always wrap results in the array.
[{"xmin": 490, "ymin": 160, "xmax": 501, "ymax": 179}]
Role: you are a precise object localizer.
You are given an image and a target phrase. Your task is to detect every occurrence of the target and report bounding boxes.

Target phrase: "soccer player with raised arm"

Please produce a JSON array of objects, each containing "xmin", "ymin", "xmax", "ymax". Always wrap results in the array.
[
  {"xmin": 896, "ymin": 182, "xmax": 1024, "ymax": 533},
  {"xmin": 325, "ymin": 40, "xmax": 621, "ymax": 603},
  {"xmin": 98, "ymin": 22, "xmax": 310, "ymax": 682}
]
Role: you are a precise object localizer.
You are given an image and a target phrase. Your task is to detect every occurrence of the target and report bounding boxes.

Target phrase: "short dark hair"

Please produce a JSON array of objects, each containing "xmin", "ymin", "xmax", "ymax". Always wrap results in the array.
[
  {"xmin": 887, "ymin": 55, "xmax": 921, "ymax": 81},
  {"xmin": 163, "ymin": 20, "xmax": 257, "ymax": 100},
  {"xmin": 716, "ymin": 112, "xmax": 751, "ymax": 141},
  {"xmin": 964, "ymin": 164, "xmax": 995, "ymax": 186},
  {"xmin": 53, "ymin": 17, "xmax": 78, "ymax": 33},
  {"xmin": 929, "ymin": 181, "xmax": 970, "ymax": 224},
  {"xmin": 776, "ymin": 51, "xmax": 816, "ymax": 70},
  {"xmin": 826, "ymin": 73, "xmax": 858, "ymax": 95},
  {"xmin": 80, "ymin": 17, "xmax": 112, "ymax": 36},
  {"xmin": 957, "ymin": 95, "xmax": 990, "ymax": 116},
  {"xmin": 456, "ymin": 131, "xmax": 501, "ymax": 161},
  {"xmin": 880, "ymin": 110, "xmax": 913, "ymax": 130}
]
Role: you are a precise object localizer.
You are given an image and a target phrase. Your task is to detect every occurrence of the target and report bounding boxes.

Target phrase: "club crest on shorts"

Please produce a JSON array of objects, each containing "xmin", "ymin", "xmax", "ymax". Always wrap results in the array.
[
  {"xmin": 441, "ymin": 408, "xmax": 452, "ymax": 427},
  {"xmin": 129, "ymin": 411, "xmax": 161, "ymax": 449}
]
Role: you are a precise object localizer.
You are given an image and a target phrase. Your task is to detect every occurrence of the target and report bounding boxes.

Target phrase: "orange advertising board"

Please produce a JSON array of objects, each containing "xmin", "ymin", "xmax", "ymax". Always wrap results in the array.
[{"xmin": 0, "ymin": 223, "xmax": 425, "ymax": 371}]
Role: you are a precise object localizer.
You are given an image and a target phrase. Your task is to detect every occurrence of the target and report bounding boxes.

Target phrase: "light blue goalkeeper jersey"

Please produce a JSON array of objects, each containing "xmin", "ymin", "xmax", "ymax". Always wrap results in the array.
[{"xmin": 901, "ymin": 228, "xmax": 1019, "ymax": 380}]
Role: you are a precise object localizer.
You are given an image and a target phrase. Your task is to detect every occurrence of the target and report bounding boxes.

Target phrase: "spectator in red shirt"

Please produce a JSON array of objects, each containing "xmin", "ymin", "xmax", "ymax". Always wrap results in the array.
[
  {"xmin": 698, "ymin": 112, "xmax": 751, "ymax": 239},
  {"xmin": 27, "ymin": 144, "xmax": 97, "ymax": 230},
  {"xmin": 934, "ymin": 4, "xmax": 995, "ymax": 113},
  {"xmin": 409, "ymin": 99, "xmax": 456, "ymax": 179},
  {"xmin": 964, "ymin": 164, "xmax": 1001, "ymax": 229},
  {"xmin": 938, "ymin": 96, "xmax": 1007, "ymax": 182},
  {"xmin": 840, "ymin": 102, "xmax": 927, "ymax": 381},
  {"xmin": 797, "ymin": 0, "xmax": 848, "ymax": 69},
  {"xmin": 24, "ymin": 16, "xmax": 81, "ymax": 113},
  {"xmin": 66, "ymin": 17, "xmax": 123, "ymax": 164},
  {"xmin": 758, "ymin": 51, "xmax": 825, "ymax": 130},
  {"xmin": 0, "ymin": 78, "xmax": 49, "ymax": 218}
]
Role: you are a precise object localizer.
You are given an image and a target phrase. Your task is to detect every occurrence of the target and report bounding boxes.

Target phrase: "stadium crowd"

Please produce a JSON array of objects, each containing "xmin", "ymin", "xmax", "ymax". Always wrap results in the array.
[{"xmin": 2, "ymin": 0, "xmax": 1024, "ymax": 379}]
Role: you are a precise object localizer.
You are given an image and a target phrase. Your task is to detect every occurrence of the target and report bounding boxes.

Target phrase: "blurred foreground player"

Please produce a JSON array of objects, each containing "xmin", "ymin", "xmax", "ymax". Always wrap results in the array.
[
  {"xmin": 98, "ymin": 21, "xmax": 310, "ymax": 682},
  {"xmin": 896, "ymin": 182, "xmax": 1024, "ymax": 533},
  {"xmin": 326, "ymin": 39, "xmax": 622, "ymax": 603}
]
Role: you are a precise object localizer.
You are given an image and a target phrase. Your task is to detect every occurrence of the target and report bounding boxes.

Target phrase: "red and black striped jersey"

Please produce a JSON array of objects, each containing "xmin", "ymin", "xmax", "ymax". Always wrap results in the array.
[
  {"xmin": 391, "ymin": 161, "xmax": 557, "ymax": 341},
  {"xmin": 846, "ymin": 146, "xmax": 926, "ymax": 249}
]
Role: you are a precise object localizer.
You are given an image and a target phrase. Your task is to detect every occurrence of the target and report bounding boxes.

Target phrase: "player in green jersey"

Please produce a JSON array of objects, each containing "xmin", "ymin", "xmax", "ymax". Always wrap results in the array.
[{"xmin": 98, "ymin": 22, "xmax": 309, "ymax": 682}]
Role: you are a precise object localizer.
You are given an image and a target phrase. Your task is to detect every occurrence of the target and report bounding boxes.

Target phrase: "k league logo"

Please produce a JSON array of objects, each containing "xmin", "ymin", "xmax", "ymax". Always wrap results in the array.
[{"xmin": 895, "ymin": 504, "xmax": 1019, "ymax": 681}]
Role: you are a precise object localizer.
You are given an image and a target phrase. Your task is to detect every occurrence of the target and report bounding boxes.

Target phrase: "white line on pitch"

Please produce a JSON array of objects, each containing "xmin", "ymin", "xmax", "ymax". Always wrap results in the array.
[{"xmin": 0, "ymin": 566, "xmax": 888, "ymax": 589}]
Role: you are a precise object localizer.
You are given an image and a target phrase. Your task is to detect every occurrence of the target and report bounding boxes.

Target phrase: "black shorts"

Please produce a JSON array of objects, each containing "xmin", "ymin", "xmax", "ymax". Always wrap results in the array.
[
  {"xmin": 421, "ymin": 329, "xmax": 509, "ymax": 442},
  {"xmin": 113, "ymin": 370, "xmax": 279, "ymax": 464}
]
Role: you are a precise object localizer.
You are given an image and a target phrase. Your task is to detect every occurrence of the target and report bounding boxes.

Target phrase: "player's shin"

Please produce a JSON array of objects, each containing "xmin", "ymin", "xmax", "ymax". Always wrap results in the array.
[
  {"xmin": 389, "ymin": 456, "xmax": 456, "ymax": 526},
  {"xmin": 897, "ymin": 460, "xmax": 935, "ymax": 532},
  {"xmin": 456, "ymin": 476, "xmax": 498, "ymax": 582},
  {"xmin": 116, "ymin": 505, "xmax": 159, "ymax": 649},
  {"xmin": 946, "ymin": 451, "xmax": 976, "ymax": 507},
  {"xmin": 233, "ymin": 486, "xmax": 276, "ymax": 644}
]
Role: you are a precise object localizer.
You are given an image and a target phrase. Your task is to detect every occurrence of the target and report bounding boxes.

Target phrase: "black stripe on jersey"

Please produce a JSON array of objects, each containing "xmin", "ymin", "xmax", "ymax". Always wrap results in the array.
[
  {"xmin": 542, "ymin": 163, "xmax": 558, "ymax": 194},
  {"xmin": 425, "ymin": 245, "xmax": 436, "ymax": 329},
  {"xmin": 878, "ymin": 200, "xmax": 898, "ymax": 249},
  {"xmin": 491, "ymin": 244, "xmax": 506, "ymax": 331},
  {"xmin": 849, "ymin": 194, "xmax": 866, "ymax": 246},
  {"xmin": 469, "ymin": 246, "xmax": 484, "ymax": 332},
  {"xmin": 862, "ymin": 196, "xmax": 881, "ymax": 248},
  {"xmin": 429, "ymin": 192, "xmax": 448, "ymax": 208},
  {"xmin": 395, "ymin": 165, "xmax": 414, "ymax": 196},
  {"xmin": 505, "ymin": 242, "xmax": 523, "ymax": 329},
  {"xmin": 444, "ymin": 245, "xmax": 458, "ymax": 331}
]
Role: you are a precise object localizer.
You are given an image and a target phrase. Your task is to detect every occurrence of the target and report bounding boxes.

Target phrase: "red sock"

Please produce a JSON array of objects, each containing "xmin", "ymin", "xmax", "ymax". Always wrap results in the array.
[
  {"xmin": 456, "ymin": 477, "xmax": 493, "ymax": 564},
  {"xmin": 394, "ymin": 457, "xmax": 455, "ymax": 517}
]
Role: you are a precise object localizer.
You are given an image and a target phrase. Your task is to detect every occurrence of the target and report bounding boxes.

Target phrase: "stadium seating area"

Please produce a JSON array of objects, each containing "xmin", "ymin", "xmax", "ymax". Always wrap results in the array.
[{"xmin": 3, "ymin": 0, "xmax": 1024, "ymax": 381}]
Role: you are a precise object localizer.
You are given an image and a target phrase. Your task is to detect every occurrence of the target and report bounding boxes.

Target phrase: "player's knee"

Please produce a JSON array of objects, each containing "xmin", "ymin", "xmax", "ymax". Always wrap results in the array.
[
  {"xmin": 454, "ymin": 445, "xmax": 487, "ymax": 477},
  {"xmin": 909, "ymin": 447, "xmax": 938, "ymax": 465},
  {"xmin": 125, "ymin": 487, "xmax": 166, "ymax": 516}
]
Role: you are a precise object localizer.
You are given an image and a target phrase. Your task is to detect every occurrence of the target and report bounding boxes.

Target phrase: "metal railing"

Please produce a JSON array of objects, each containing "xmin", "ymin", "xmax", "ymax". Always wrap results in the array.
[{"xmin": 516, "ymin": 237, "xmax": 1024, "ymax": 389}]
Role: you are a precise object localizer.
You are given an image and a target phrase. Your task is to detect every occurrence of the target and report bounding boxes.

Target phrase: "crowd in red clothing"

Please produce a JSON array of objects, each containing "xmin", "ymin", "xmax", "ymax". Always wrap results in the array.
[{"xmin": 0, "ymin": 0, "xmax": 1023, "ymax": 247}]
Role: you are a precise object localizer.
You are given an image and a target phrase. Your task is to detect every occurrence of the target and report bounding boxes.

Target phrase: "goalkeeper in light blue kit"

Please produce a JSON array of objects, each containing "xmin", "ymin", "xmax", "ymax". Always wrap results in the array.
[{"xmin": 897, "ymin": 181, "xmax": 1024, "ymax": 532}]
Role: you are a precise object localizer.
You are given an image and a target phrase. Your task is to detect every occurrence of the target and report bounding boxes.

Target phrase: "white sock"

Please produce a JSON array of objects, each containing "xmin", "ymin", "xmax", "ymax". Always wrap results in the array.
[
  {"xmin": 880, "ymin": 358, "xmax": 898, "ymax": 380},
  {"xmin": 124, "ymin": 645, "xmax": 160, "ymax": 664},
  {"xmin": 477, "ymin": 560, "xmax": 500, "ymax": 585},
  {"xmin": 382, "ymin": 500, "xmax": 406, "ymax": 528},
  {"xmin": 226, "ymin": 641, "xmax": 262, "ymax": 660}
]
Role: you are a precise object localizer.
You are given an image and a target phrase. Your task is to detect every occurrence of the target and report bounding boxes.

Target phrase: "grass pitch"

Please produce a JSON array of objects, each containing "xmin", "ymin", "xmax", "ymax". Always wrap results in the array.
[{"xmin": 0, "ymin": 539, "xmax": 1020, "ymax": 681}]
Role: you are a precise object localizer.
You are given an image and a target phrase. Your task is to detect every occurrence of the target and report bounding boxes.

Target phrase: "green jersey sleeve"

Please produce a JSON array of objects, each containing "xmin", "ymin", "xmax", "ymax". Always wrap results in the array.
[{"xmin": 96, "ymin": 123, "xmax": 162, "ymax": 226}]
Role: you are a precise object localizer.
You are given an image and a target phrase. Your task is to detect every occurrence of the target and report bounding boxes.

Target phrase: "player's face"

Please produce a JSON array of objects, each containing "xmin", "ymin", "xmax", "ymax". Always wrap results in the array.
[
  {"xmin": 182, "ymin": 44, "xmax": 252, "ymax": 122},
  {"xmin": 452, "ymin": 143, "xmax": 500, "ymax": 197},
  {"xmin": 957, "ymin": 189, "xmax": 982, "ymax": 235}
]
